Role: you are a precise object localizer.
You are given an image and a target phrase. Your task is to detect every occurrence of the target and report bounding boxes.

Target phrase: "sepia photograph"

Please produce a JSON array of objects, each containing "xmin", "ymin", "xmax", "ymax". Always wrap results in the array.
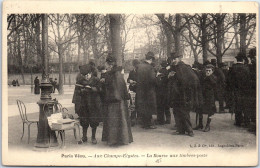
[{"xmin": 2, "ymin": 1, "xmax": 258, "ymax": 166}]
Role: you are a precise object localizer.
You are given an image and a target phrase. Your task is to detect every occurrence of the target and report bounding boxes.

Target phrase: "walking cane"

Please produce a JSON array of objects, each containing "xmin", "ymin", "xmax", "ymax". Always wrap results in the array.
[{"xmin": 195, "ymin": 109, "xmax": 198, "ymax": 126}]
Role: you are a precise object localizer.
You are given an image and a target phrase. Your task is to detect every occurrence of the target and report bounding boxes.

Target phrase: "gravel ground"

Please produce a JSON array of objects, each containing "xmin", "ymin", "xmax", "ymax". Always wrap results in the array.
[{"xmin": 4, "ymin": 85, "xmax": 257, "ymax": 166}]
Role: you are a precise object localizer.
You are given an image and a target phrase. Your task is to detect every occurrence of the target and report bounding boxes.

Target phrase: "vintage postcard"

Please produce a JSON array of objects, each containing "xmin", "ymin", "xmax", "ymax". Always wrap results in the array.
[{"xmin": 2, "ymin": 1, "xmax": 258, "ymax": 166}]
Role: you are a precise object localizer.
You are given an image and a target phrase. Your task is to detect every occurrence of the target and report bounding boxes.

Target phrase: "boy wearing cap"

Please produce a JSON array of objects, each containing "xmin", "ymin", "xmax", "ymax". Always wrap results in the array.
[
  {"xmin": 195, "ymin": 64, "xmax": 217, "ymax": 132},
  {"xmin": 77, "ymin": 64, "xmax": 102, "ymax": 144}
]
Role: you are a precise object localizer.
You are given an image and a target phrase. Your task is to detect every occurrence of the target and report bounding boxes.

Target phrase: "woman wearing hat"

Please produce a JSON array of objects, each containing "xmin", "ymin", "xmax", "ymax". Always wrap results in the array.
[{"xmin": 101, "ymin": 54, "xmax": 133, "ymax": 146}]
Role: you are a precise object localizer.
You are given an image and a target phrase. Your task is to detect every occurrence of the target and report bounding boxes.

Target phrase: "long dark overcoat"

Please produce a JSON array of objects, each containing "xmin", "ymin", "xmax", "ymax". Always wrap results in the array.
[
  {"xmin": 230, "ymin": 63, "xmax": 250, "ymax": 98},
  {"xmin": 169, "ymin": 61, "xmax": 203, "ymax": 111},
  {"xmin": 78, "ymin": 76, "xmax": 102, "ymax": 124},
  {"xmin": 248, "ymin": 63, "xmax": 256, "ymax": 120},
  {"xmin": 202, "ymin": 74, "xmax": 217, "ymax": 115},
  {"xmin": 102, "ymin": 66, "xmax": 133, "ymax": 145},
  {"xmin": 230, "ymin": 63, "xmax": 251, "ymax": 111},
  {"xmin": 136, "ymin": 61, "xmax": 157, "ymax": 116}
]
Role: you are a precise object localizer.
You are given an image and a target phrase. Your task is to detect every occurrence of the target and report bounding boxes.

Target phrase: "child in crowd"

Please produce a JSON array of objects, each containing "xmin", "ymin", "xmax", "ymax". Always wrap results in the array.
[{"xmin": 77, "ymin": 64, "xmax": 102, "ymax": 144}]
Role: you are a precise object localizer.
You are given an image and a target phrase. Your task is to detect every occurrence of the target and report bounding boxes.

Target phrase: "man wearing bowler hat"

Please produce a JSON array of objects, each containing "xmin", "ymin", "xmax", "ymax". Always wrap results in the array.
[
  {"xmin": 136, "ymin": 51, "xmax": 157, "ymax": 129},
  {"xmin": 167, "ymin": 53, "xmax": 202, "ymax": 137}
]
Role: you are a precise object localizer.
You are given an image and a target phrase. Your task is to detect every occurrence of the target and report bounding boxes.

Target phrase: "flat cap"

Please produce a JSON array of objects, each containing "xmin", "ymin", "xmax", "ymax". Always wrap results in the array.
[
  {"xmin": 80, "ymin": 64, "xmax": 93, "ymax": 75},
  {"xmin": 205, "ymin": 64, "xmax": 215, "ymax": 70},
  {"xmin": 145, "ymin": 51, "xmax": 155, "ymax": 60}
]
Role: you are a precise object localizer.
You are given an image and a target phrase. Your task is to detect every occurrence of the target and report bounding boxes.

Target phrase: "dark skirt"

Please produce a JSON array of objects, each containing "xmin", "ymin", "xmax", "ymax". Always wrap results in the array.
[
  {"xmin": 34, "ymin": 85, "xmax": 40, "ymax": 94},
  {"xmin": 102, "ymin": 100, "xmax": 133, "ymax": 145}
]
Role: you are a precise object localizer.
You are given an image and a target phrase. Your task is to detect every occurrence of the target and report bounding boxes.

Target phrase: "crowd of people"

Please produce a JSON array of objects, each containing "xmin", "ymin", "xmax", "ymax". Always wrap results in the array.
[{"xmin": 71, "ymin": 48, "xmax": 256, "ymax": 146}]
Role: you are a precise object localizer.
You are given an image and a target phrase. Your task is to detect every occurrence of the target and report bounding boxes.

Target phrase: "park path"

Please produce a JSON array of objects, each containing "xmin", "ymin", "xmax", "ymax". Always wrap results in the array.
[{"xmin": 5, "ymin": 85, "xmax": 257, "ymax": 166}]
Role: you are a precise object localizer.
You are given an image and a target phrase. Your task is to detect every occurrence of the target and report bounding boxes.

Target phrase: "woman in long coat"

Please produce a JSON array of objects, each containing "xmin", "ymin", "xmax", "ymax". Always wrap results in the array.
[
  {"xmin": 101, "ymin": 55, "xmax": 133, "ymax": 146},
  {"xmin": 34, "ymin": 76, "xmax": 40, "ymax": 94}
]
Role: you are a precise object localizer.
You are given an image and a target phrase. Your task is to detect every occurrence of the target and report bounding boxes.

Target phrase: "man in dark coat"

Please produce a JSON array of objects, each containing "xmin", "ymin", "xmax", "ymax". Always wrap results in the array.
[
  {"xmin": 230, "ymin": 52, "xmax": 250, "ymax": 127},
  {"xmin": 156, "ymin": 60, "xmax": 171, "ymax": 125},
  {"xmin": 136, "ymin": 51, "xmax": 157, "ymax": 129},
  {"xmin": 219, "ymin": 62, "xmax": 229, "ymax": 110},
  {"xmin": 247, "ymin": 48, "xmax": 256, "ymax": 133},
  {"xmin": 127, "ymin": 59, "xmax": 139, "ymax": 126},
  {"xmin": 211, "ymin": 59, "xmax": 226, "ymax": 113},
  {"xmin": 168, "ymin": 53, "xmax": 202, "ymax": 137}
]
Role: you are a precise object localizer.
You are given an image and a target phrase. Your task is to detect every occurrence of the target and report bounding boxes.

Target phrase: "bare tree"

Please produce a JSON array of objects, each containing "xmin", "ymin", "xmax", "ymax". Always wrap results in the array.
[{"xmin": 48, "ymin": 14, "xmax": 78, "ymax": 94}]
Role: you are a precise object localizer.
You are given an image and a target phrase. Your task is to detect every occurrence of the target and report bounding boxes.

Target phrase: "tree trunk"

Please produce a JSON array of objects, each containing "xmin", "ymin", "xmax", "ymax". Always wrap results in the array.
[
  {"xmin": 109, "ymin": 14, "xmax": 122, "ymax": 66},
  {"xmin": 158, "ymin": 14, "xmax": 174, "ymax": 58},
  {"xmin": 83, "ymin": 41, "xmax": 89, "ymax": 64},
  {"xmin": 30, "ymin": 68, "xmax": 33, "ymax": 93},
  {"xmin": 41, "ymin": 14, "xmax": 49, "ymax": 79},
  {"xmin": 23, "ymin": 25, "xmax": 28, "ymax": 66},
  {"xmin": 17, "ymin": 33, "xmax": 25, "ymax": 85},
  {"xmin": 14, "ymin": 16, "xmax": 25, "ymax": 84},
  {"xmin": 233, "ymin": 14, "xmax": 240, "ymax": 49},
  {"xmin": 201, "ymin": 14, "xmax": 209, "ymax": 63},
  {"xmin": 174, "ymin": 14, "xmax": 181, "ymax": 57},
  {"xmin": 91, "ymin": 15, "xmax": 99, "ymax": 63},
  {"xmin": 36, "ymin": 15, "xmax": 42, "ymax": 66},
  {"xmin": 105, "ymin": 15, "xmax": 112, "ymax": 53},
  {"xmin": 239, "ymin": 14, "xmax": 247, "ymax": 57},
  {"xmin": 77, "ymin": 36, "xmax": 81, "ymax": 66},
  {"xmin": 216, "ymin": 14, "xmax": 224, "ymax": 65},
  {"xmin": 57, "ymin": 14, "xmax": 64, "ymax": 95}
]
